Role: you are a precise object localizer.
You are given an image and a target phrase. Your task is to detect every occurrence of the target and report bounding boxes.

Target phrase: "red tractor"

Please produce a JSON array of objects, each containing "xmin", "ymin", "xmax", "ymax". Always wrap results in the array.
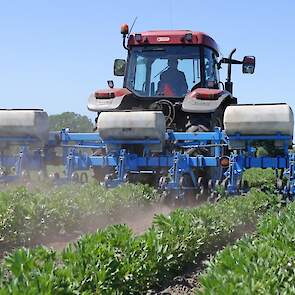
[{"xmin": 88, "ymin": 24, "xmax": 255, "ymax": 133}]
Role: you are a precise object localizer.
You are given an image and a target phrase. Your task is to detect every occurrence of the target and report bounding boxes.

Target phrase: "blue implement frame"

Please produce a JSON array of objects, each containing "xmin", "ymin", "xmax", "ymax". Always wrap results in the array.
[
  {"xmin": 59, "ymin": 128, "xmax": 227, "ymax": 195},
  {"xmin": 0, "ymin": 128, "xmax": 294, "ymax": 199},
  {"xmin": 225, "ymin": 133, "xmax": 292, "ymax": 196}
]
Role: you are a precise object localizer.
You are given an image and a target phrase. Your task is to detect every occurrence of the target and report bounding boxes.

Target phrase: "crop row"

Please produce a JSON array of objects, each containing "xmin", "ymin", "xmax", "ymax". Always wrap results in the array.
[
  {"xmin": 0, "ymin": 167, "xmax": 274, "ymax": 249},
  {"xmin": 198, "ymin": 197, "xmax": 295, "ymax": 294},
  {"xmin": 0, "ymin": 188, "xmax": 279, "ymax": 294},
  {"xmin": 0, "ymin": 183, "xmax": 158, "ymax": 248}
]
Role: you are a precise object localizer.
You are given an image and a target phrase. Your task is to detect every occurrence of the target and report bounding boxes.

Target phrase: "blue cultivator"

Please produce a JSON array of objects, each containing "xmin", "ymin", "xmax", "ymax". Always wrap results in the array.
[
  {"xmin": 57, "ymin": 128, "xmax": 228, "ymax": 202},
  {"xmin": 225, "ymin": 133, "xmax": 292, "ymax": 196},
  {"xmin": 0, "ymin": 133, "xmax": 62, "ymax": 183},
  {"xmin": 0, "ymin": 106, "xmax": 294, "ymax": 203},
  {"xmin": 55, "ymin": 127, "xmax": 295, "ymax": 202}
]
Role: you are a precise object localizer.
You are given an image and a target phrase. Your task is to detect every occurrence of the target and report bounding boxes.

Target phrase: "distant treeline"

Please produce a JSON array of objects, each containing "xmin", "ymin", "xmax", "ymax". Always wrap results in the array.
[{"xmin": 49, "ymin": 112, "xmax": 94, "ymax": 132}]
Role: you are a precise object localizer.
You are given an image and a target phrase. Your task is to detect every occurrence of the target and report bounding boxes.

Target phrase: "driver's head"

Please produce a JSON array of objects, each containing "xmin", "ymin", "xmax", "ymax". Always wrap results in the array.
[{"xmin": 168, "ymin": 58, "xmax": 178, "ymax": 69}]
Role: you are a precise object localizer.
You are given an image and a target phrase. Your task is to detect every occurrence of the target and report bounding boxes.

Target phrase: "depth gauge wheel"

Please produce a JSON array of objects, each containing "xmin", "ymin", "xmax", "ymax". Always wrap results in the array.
[
  {"xmin": 92, "ymin": 167, "xmax": 113, "ymax": 183},
  {"xmin": 179, "ymin": 174, "xmax": 196, "ymax": 207},
  {"xmin": 196, "ymin": 176, "xmax": 210, "ymax": 202}
]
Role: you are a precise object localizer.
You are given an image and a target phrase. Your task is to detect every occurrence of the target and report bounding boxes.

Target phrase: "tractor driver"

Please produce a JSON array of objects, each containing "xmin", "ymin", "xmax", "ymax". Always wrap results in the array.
[{"xmin": 157, "ymin": 58, "xmax": 188, "ymax": 97}]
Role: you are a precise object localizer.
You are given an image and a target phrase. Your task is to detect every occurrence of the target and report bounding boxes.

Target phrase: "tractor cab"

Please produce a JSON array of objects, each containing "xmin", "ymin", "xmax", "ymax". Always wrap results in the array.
[
  {"xmin": 115, "ymin": 32, "xmax": 220, "ymax": 99},
  {"xmin": 88, "ymin": 25, "xmax": 256, "ymax": 131}
]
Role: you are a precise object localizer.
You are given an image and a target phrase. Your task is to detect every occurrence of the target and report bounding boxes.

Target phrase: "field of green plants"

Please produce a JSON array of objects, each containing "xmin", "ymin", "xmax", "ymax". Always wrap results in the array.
[
  {"xmin": 0, "ymin": 183, "xmax": 158, "ymax": 249},
  {"xmin": 198, "ymin": 202, "xmax": 295, "ymax": 294},
  {"xmin": 0, "ymin": 168, "xmax": 293, "ymax": 294}
]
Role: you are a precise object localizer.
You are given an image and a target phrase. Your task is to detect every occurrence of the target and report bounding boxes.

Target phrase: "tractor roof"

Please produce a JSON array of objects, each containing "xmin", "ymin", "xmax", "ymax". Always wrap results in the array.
[{"xmin": 128, "ymin": 30, "xmax": 219, "ymax": 54}]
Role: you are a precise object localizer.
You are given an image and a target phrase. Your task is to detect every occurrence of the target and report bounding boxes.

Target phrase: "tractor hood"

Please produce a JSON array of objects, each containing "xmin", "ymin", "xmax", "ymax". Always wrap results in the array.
[
  {"xmin": 87, "ymin": 88, "xmax": 131, "ymax": 112},
  {"xmin": 182, "ymin": 88, "xmax": 231, "ymax": 113}
]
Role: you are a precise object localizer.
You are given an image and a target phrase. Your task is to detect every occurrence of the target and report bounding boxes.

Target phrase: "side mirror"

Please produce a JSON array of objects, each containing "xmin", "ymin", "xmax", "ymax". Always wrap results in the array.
[
  {"xmin": 242, "ymin": 56, "xmax": 255, "ymax": 74},
  {"xmin": 114, "ymin": 59, "xmax": 126, "ymax": 76},
  {"xmin": 107, "ymin": 80, "xmax": 114, "ymax": 88}
]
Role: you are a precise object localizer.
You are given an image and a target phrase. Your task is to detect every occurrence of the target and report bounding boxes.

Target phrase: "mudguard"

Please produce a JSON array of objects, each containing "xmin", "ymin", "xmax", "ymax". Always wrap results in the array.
[
  {"xmin": 87, "ymin": 88, "xmax": 131, "ymax": 112},
  {"xmin": 182, "ymin": 88, "xmax": 231, "ymax": 113}
]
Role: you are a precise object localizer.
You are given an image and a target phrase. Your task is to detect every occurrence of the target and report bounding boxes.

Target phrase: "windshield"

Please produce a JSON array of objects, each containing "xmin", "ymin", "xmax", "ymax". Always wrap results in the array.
[{"xmin": 125, "ymin": 45, "xmax": 203, "ymax": 98}]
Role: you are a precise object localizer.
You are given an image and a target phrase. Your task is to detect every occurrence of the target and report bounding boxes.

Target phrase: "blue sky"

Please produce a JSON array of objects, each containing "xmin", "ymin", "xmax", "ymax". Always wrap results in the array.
[{"xmin": 0, "ymin": 0, "xmax": 294, "ymax": 119}]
